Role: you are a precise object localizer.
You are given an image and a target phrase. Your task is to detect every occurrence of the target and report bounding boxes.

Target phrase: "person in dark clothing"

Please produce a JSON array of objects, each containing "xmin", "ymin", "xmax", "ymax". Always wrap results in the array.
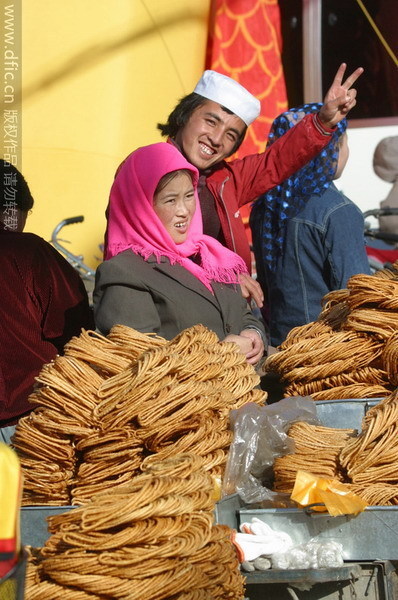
[{"xmin": 0, "ymin": 160, "xmax": 94, "ymax": 443}]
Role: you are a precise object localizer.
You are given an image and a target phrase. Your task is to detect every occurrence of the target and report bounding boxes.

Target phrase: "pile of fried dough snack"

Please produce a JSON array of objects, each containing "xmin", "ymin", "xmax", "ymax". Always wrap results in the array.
[
  {"xmin": 265, "ymin": 263, "xmax": 398, "ymax": 400},
  {"xmin": 14, "ymin": 261, "xmax": 398, "ymax": 596},
  {"xmin": 265, "ymin": 262, "xmax": 398, "ymax": 506},
  {"xmin": 13, "ymin": 324, "xmax": 268, "ymax": 600}
]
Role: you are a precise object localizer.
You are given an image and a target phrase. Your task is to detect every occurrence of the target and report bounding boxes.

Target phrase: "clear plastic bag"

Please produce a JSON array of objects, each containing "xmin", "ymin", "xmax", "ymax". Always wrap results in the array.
[
  {"xmin": 272, "ymin": 539, "xmax": 344, "ymax": 570},
  {"xmin": 222, "ymin": 397, "xmax": 320, "ymax": 504}
]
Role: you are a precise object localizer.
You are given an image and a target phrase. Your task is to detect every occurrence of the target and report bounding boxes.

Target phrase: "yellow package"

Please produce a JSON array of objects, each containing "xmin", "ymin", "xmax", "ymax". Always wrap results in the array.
[
  {"xmin": 0, "ymin": 443, "xmax": 22, "ymax": 555},
  {"xmin": 212, "ymin": 474, "xmax": 222, "ymax": 502},
  {"xmin": 291, "ymin": 470, "xmax": 367, "ymax": 516}
]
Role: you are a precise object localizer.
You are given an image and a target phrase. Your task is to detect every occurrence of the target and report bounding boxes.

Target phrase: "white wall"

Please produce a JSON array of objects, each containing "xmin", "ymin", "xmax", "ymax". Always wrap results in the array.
[{"xmin": 337, "ymin": 124, "xmax": 398, "ymax": 222}]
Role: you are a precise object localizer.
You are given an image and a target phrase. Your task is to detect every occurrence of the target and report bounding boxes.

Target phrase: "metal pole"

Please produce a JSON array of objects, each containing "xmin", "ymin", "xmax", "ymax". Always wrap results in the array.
[{"xmin": 302, "ymin": 0, "xmax": 323, "ymax": 103}]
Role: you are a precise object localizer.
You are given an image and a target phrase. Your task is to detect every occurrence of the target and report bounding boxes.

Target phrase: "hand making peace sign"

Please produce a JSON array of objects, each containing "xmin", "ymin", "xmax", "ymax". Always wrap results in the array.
[{"xmin": 319, "ymin": 63, "xmax": 364, "ymax": 128}]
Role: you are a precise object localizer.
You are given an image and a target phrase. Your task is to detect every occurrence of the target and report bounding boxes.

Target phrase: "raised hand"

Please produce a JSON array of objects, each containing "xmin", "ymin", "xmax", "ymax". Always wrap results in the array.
[{"xmin": 319, "ymin": 63, "xmax": 364, "ymax": 128}]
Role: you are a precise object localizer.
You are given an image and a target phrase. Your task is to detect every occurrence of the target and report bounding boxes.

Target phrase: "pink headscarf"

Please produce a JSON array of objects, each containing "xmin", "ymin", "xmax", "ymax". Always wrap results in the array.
[{"xmin": 104, "ymin": 142, "xmax": 248, "ymax": 292}]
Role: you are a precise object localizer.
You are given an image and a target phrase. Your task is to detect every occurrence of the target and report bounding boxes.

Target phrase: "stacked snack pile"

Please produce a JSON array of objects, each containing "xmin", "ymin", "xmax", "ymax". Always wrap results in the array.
[
  {"xmin": 341, "ymin": 388, "xmax": 398, "ymax": 505},
  {"xmin": 273, "ymin": 388, "xmax": 398, "ymax": 505},
  {"xmin": 264, "ymin": 263, "xmax": 398, "ymax": 400},
  {"xmin": 273, "ymin": 423, "xmax": 356, "ymax": 494},
  {"xmin": 13, "ymin": 324, "xmax": 266, "ymax": 597},
  {"xmin": 12, "ymin": 323, "xmax": 266, "ymax": 506},
  {"xmin": 25, "ymin": 454, "xmax": 245, "ymax": 600}
]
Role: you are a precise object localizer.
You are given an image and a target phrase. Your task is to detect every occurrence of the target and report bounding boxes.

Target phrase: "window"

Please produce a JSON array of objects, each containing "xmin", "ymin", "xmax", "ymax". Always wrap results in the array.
[{"xmin": 279, "ymin": 0, "xmax": 398, "ymax": 121}]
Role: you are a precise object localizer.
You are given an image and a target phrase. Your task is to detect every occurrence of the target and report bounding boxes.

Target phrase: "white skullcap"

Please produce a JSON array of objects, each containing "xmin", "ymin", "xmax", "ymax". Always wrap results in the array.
[{"xmin": 193, "ymin": 70, "xmax": 261, "ymax": 126}]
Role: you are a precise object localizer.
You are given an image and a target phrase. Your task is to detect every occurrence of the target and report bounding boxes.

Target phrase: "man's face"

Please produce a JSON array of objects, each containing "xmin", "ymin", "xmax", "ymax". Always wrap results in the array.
[{"xmin": 174, "ymin": 100, "xmax": 246, "ymax": 170}]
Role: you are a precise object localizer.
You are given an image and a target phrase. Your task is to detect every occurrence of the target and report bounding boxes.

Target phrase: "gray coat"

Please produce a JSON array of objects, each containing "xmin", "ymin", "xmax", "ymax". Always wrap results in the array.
[{"xmin": 94, "ymin": 250, "xmax": 265, "ymax": 341}]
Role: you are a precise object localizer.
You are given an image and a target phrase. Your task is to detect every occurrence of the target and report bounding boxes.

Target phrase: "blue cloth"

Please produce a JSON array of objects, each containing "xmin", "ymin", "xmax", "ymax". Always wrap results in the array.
[
  {"xmin": 250, "ymin": 103, "xmax": 346, "ymax": 273},
  {"xmin": 0, "ymin": 425, "xmax": 15, "ymax": 445},
  {"xmin": 249, "ymin": 103, "xmax": 368, "ymax": 346},
  {"xmin": 254, "ymin": 184, "xmax": 371, "ymax": 346}
]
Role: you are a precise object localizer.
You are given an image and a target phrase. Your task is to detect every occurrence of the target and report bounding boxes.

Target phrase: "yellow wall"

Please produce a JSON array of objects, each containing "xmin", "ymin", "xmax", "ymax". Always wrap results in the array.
[{"xmin": 21, "ymin": 1, "xmax": 210, "ymax": 268}]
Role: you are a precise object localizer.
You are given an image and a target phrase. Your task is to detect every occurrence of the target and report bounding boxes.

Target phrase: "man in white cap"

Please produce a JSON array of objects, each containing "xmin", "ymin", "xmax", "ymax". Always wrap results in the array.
[{"xmin": 157, "ymin": 63, "xmax": 363, "ymax": 307}]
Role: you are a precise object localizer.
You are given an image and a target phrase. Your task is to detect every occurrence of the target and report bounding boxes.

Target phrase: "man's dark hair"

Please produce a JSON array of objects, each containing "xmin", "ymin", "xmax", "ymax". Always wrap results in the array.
[
  {"xmin": 1, "ymin": 160, "xmax": 34, "ymax": 211},
  {"xmin": 157, "ymin": 92, "xmax": 247, "ymax": 155}
]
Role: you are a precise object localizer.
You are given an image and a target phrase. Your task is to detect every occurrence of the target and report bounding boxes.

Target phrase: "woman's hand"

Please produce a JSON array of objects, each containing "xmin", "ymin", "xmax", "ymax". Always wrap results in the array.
[
  {"xmin": 224, "ymin": 328, "xmax": 264, "ymax": 365},
  {"xmin": 240, "ymin": 328, "xmax": 265, "ymax": 364}
]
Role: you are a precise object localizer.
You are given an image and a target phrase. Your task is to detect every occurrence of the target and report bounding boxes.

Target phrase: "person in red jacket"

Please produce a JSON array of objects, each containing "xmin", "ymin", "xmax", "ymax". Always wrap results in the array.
[
  {"xmin": 155, "ymin": 64, "xmax": 363, "ymax": 307},
  {"xmin": 0, "ymin": 160, "xmax": 94, "ymax": 444}
]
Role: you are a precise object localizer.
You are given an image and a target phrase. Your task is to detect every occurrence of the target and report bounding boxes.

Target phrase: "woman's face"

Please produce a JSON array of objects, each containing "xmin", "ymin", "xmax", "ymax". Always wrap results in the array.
[{"xmin": 153, "ymin": 171, "xmax": 196, "ymax": 244}]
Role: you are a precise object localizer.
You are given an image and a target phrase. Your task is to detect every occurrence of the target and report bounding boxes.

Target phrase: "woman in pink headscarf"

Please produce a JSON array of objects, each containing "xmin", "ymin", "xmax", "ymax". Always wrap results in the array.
[{"xmin": 94, "ymin": 142, "xmax": 265, "ymax": 364}]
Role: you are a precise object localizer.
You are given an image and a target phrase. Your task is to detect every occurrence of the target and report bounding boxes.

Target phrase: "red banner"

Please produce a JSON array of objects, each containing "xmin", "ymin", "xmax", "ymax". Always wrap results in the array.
[{"xmin": 206, "ymin": 0, "xmax": 288, "ymax": 242}]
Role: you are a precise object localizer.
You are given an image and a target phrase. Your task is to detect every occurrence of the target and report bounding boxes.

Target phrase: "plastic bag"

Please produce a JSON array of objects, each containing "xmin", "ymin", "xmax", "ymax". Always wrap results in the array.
[
  {"xmin": 272, "ymin": 539, "xmax": 344, "ymax": 570},
  {"xmin": 291, "ymin": 470, "xmax": 367, "ymax": 516},
  {"xmin": 271, "ymin": 540, "xmax": 344, "ymax": 591},
  {"xmin": 222, "ymin": 397, "xmax": 320, "ymax": 504}
]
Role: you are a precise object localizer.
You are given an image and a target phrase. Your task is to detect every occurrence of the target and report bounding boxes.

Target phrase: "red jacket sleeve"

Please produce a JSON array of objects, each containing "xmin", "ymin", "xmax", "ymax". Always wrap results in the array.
[{"xmin": 228, "ymin": 114, "xmax": 335, "ymax": 208}]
